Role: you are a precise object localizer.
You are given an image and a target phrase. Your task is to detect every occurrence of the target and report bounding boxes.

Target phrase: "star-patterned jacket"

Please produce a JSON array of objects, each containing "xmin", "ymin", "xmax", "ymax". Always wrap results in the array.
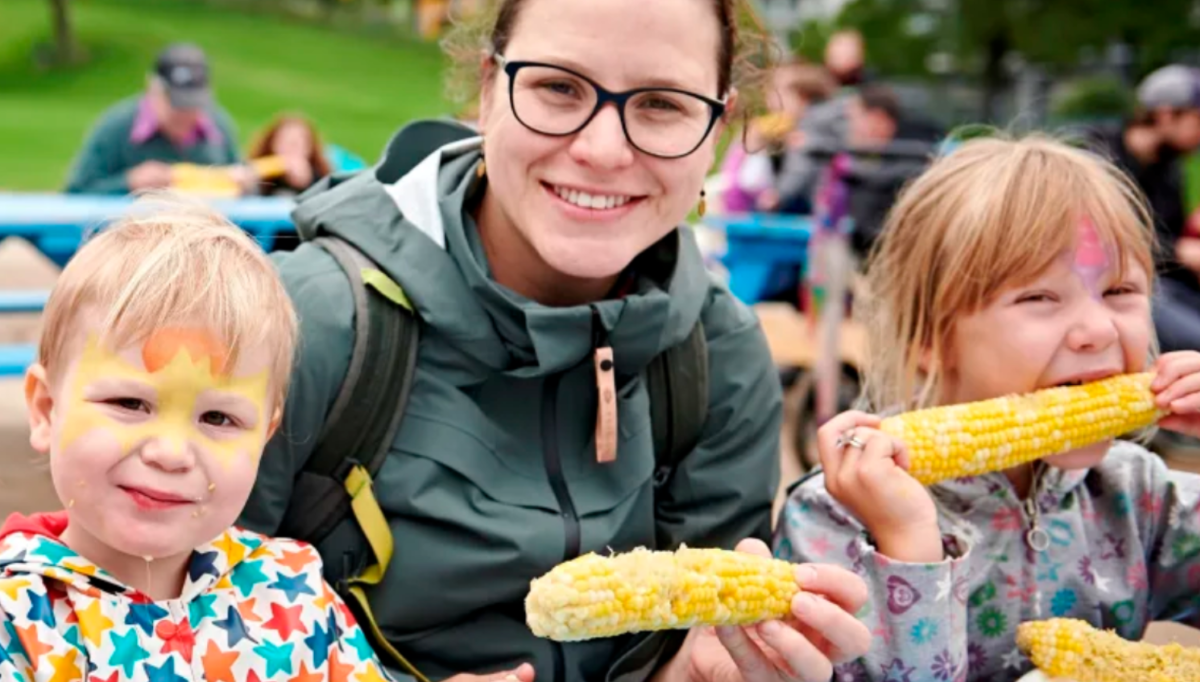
[
  {"xmin": 773, "ymin": 441, "xmax": 1200, "ymax": 682},
  {"xmin": 0, "ymin": 511, "xmax": 396, "ymax": 682}
]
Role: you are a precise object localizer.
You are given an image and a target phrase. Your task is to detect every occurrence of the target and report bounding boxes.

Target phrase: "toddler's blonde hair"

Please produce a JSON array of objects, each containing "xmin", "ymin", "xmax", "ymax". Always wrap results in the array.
[
  {"xmin": 38, "ymin": 192, "xmax": 298, "ymax": 407},
  {"xmin": 858, "ymin": 133, "xmax": 1156, "ymax": 414}
]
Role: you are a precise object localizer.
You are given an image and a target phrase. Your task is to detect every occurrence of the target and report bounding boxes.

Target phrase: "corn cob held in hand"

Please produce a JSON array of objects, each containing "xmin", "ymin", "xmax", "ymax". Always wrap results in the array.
[
  {"xmin": 880, "ymin": 373, "xmax": 1162, "ymax": 486},
  {"xmin": 1017, "ymin": 618, "xmax": 1200, "ymax": 682},
  {"xmin": 525, "ymin": 546, "xmax": 798, "ymax": 641}
]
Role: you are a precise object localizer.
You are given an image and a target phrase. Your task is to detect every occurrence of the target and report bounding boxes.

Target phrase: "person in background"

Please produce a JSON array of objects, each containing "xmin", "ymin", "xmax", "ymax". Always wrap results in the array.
[
  {"xmin": 63, "ymin": 43, "xmax": 247, "ymax": 196},
  {"xmin": 1092, "ymin": 65, "xmax": 1200, "ymax": 355},
  {"xmin": 774, "ymin": 29, "xmax": 870, "ymax": 213},
  {"xmin": 247, "ymin": 114, "xmax": 333, "ymax": 197},
  {"xmin": 720, "ymin": 62, "xmax": 836, "ymax": 215},
  {"xmin": 843, "ymin": 84, "xmax": 929, "ymax": 259}
]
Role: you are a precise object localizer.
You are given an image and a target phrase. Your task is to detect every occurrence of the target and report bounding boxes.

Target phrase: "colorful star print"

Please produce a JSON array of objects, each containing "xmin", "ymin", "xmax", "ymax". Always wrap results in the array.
[
  {"xmin": 0, "ymin": 522, "xmax": 393, "ymax": 682},
  {"xmin": 76, "ymin": 601, "xmax": 113, "ymax": 647},
  {"xmin": 269, "ymin": 573, "xmax": 317, "ymax": 604},
  {"xmin": 230, "ymin": 560, "xmax": 270, "ymax": 597},
  {"xmin": 213, "ymin": 605, "xmax": 256, "ymax": 648},
  {"xmin": 144, "ymin": 658, "xmax": 187, "ymax": 682},
  {"xmin": 264, "ymin": 603, "xmax": 308, "ymax": 641},
  {"xmin": 189, "ymin": 551, "xmax": 221, "ymax": 582},
  {"xmin": 305, "ymin": 621, "xmax": 333, "ymax": 668},
  {"xmin": 125, "ymin": 602, "xmax": 168, "ymax": 637},
  {"xmin": 254, "ymin": 640, "xmax": 296, "ymax": 677},
  {"xmin": 200, "ymin": 640, "xmax": 238, "ymax": 682},
  {"xmin": 107, "ymin": 630, "xmax": 149, "ymax": 677}
]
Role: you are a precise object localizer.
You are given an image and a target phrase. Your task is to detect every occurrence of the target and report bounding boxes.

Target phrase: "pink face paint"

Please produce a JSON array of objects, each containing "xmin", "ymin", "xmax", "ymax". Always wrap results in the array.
[{"xmin": 1073, "ymin": 217, "xmax": 1111, "ymax": 300}]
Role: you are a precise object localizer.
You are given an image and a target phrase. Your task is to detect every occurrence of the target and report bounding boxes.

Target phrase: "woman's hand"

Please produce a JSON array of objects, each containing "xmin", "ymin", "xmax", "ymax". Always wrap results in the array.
[
  {"xmin": 817, "ymin": 411, "xmax": 942, "ymax": 563},
  {"xmin": 657, "ymin": 539, "xmax": 871, "ymax": 682},
  {"xmin": 1152, "ymin": 351, "xmax": 1200, "ymax": 438}
]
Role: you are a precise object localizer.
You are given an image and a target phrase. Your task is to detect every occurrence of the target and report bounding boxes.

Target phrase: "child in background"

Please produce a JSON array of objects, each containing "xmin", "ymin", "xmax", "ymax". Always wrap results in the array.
[
  {"xmin": 774, "ymin": 135, "xmax": 1200, "ymax": 681},
  {"xmin": 0, "ymin": 195, "xmax": 395, "ymax": 681},
  {"xmin": 247, "ymin": 114, "xmax": 332, "ymax": 197}
]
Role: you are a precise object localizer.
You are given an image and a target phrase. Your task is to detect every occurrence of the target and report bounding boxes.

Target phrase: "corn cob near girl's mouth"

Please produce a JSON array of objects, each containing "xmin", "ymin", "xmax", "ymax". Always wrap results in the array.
[
  {"xmin": 1017, "ymin": 618, "xmax": 1200, "ymax": 682},
  {"xmin": 525, "ymin": 547, "xmax": 798, "ymax": 641},
  {"xmin": 880, "ymin": 373, "xmax": 1163, "ymax": 485}
]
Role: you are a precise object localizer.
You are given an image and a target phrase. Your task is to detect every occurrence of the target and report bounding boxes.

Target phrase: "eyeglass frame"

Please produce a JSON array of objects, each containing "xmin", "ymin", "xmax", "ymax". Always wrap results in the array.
[{"xmin": 492, "ymin": 53, "xmax": 728, "ymax": 160}]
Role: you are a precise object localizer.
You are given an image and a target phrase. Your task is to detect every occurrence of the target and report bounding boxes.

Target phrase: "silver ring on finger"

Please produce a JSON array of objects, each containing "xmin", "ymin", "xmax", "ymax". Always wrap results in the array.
[{"xmin": 834, "ymin": 428, "xmax": 867, "ymax": 450}]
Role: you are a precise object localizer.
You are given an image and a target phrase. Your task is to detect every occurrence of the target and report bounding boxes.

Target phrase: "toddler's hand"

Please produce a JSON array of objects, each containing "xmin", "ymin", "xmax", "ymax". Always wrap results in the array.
[
  {"xmin": 817, "ymin": 411, "xmax": 942, "ymax": 563},
  {"xmin": 1152, "ymin": 352, "xmax": 1200, "ymax": 438}
]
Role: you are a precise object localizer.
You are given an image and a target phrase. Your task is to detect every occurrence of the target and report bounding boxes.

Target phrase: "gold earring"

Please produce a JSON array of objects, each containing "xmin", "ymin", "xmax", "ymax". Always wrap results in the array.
[
  {"xmin": 476, "ymin": 157, "xmax": 486, "ymax": 178},
  {"xmin": 697, "ymin": 189, "xmax": 707, "ymax": 218}
]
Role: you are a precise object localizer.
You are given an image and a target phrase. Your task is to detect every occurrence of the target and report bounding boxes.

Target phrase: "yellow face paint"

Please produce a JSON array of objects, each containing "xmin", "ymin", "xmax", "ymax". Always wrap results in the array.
[{"xmin": 59, "ymin": 331, "xmax": 271, "ymax": 469}]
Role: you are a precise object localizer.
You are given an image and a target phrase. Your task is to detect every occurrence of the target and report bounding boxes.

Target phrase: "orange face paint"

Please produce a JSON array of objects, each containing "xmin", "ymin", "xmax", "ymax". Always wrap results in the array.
[{"xmin": 142, "ymin": 328, "xmax": 230, "ymax": 376}]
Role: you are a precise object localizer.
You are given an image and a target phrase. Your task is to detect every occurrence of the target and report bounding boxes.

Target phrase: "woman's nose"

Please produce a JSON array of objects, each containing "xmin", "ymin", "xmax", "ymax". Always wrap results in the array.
[{"xmin": 568, "ymin": 105, "xmax": 635, "ymax": 170}]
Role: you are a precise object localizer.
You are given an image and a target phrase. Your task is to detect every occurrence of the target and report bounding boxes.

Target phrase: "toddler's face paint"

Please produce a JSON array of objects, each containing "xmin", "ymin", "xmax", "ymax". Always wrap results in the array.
[
  {"xmin": 59, "ymin": 330, "xmax": 270, "ymax": 470},
  {"xmin": 1073, "ymin": 217, "xmax": 1112, "ymax": 300}
]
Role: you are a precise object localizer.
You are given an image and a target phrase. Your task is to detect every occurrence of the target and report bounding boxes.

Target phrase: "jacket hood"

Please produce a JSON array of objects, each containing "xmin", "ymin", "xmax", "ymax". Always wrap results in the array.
[
  {"xmin": 288, "ymin": 119, "xmax": 713, "ymax": 379},
  {"xmin": 0, "ymin": 512, "xmax": 254, "ymax": 606}
]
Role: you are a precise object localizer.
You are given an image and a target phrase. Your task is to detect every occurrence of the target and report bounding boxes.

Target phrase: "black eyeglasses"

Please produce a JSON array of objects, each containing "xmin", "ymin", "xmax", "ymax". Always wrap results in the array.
[{"xmin": 494, "ymin": 54, "xmax": 727, "ymax": 159}]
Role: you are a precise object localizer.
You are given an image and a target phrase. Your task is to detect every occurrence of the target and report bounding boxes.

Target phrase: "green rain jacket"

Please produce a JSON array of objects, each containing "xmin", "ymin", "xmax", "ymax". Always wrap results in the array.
[{"xmin": 239, "ymin": 120, "xmax": 783, "ymax": 682}]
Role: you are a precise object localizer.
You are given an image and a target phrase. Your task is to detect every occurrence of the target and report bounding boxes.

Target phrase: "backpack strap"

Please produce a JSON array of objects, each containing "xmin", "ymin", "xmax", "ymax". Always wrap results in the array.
[
  {"xmin": 276, "ymin": 236, "xmax": 419, "ymax": 547},
  {"xmin": 276, "ymin": 235, "xmax": 429, "ymax": 682},
  {"xmin": 647, "ymin": 320, "xmax": 709, "ymax": 491}
]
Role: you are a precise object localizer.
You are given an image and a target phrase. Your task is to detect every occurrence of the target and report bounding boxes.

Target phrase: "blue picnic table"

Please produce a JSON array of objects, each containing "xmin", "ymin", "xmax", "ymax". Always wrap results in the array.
[
  {"xmin": 703, "ymin": 213, "xmax": 812, "ymax": 306},
  {"xmin": 0, "ymin": 193, "xmax": 296, "ymax": 267}
]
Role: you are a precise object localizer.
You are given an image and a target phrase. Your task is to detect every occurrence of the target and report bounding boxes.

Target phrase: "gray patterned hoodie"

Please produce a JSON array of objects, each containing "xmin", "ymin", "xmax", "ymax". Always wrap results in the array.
[{"xmin": 772, "ymin": 441, "xmax": 1200, "ymax": 682}]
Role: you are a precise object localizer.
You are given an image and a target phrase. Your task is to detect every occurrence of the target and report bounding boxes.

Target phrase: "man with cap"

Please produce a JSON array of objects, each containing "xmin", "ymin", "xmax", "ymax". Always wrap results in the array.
[
  {"xmin": 64, "ymin": 43, "xmax": 245, "ymax": 195},
  {"xmin": 1093, "ymin": 65, "xmax": 1200, "ymax": 354}
]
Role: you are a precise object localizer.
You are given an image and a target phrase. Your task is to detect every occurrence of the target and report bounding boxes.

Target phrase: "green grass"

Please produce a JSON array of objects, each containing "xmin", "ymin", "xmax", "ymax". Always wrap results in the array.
[{"xmin": 0, "ymin": 0, "xmax": 451, "ymax": 191}]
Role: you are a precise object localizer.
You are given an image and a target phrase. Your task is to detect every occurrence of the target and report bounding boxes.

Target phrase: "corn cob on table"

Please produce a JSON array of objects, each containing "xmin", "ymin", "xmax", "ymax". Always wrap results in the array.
[
  {"xmin": 881, "ymin": 373, "xmax": 1163, "ymax": 486},
  {"xmin": 1017, "ymin": 618, "xmax": 1200, "ymax": 682},
  {"xmin": 525, "ymin": 546, "xmax": 798, "ymax": 641}
]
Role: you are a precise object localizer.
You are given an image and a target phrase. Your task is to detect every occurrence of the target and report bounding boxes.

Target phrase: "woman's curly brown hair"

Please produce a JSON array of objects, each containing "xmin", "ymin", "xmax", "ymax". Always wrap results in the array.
[{"xmin": 439, "ymin": 0, "xmax": 779, "ymax": 123}]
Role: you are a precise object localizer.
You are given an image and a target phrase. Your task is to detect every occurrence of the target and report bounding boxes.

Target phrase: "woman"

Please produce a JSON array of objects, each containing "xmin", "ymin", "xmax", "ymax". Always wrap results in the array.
[{"xmin": 239, "ymin": 0, "xmax": 871, "ymax": 680}]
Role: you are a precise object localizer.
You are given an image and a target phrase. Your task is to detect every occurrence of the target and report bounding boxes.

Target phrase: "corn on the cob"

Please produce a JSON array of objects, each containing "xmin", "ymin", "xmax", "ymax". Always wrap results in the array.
[
  {"xmin": 1017, "ymin": 618, "xmax": 1200, "ymax": 682},
  {"xmin": 880, "ymin": 373, "xmax": 1162, "ymax": 486},
  {"xmin": 525, "ymin": 546, "xmax": 798, "ymax": 642}
]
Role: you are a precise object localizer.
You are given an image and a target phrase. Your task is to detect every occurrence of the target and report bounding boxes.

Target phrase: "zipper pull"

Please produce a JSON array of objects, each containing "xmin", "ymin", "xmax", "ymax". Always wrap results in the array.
[
  {"xmin": 1025, "ymin": 495, "xmax": 1050, "ymax": 552},
  {"xmin": 592, "ymin": 307, "xmax": 617, "ymax": 464}
]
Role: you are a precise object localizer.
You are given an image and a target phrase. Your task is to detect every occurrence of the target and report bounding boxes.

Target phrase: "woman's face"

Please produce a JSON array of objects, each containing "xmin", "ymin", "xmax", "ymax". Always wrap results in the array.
[
  {"xmin": 272, "ymin": 120, "xmax": 313, "ymax": 159},
  {"xmin": 476, "ymin": 0, "xmax": 728, "ymax": 281}
]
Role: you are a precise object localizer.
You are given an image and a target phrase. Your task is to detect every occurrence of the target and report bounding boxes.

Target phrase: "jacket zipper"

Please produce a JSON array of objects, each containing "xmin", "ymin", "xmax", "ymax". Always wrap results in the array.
[
  {"xmin": 541, "ymin": 371, "xmax": 579, "ymax": 682},
  {"xmin": 1023, "ymin": 462, "xmax": 1051, "ymax": 552}
]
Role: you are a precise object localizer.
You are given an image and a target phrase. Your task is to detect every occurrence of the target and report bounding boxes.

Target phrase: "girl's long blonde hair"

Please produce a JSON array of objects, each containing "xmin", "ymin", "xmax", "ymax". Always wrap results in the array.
[{"xmin": 857, "ymin": 133, "xmax": 1157, "ymax": 414}]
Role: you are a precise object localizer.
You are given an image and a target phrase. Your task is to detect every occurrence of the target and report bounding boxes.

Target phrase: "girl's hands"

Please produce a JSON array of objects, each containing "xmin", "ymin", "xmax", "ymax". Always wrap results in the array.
[
  {"xmin": 817, "ymin": 411, "xmax": 943, "ymax": 563},
  {"xmin": 1152, "ymin": 351, "xmax": 1200, "ymax": 437}
]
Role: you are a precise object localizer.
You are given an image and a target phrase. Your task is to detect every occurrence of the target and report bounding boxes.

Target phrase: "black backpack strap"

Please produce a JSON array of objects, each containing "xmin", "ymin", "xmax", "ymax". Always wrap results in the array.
[
  {"xmin": 647, "ymin": 320, "xmax": 709, "ymax": 489},
  {"xmin": 276, "ymin": 235, "xmax": 419, "ymax": 546},
  {"xmin": 276, "ymin": 235, "xmax": 429, "ymax": 682}
]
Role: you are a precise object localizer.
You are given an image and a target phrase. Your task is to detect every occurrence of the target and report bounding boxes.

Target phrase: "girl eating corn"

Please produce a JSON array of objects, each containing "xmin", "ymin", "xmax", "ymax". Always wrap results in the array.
[{"xmin": 773, "ymin": 134, "xmax": 1200, "ymax": 681}]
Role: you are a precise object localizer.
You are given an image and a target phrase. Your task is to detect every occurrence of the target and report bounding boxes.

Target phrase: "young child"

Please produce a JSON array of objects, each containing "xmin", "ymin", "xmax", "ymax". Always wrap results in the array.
[
  {"xmin": 774, "ymin": 135, "xmax": 1200, "ymax": 681},
  {"xmin": 0, "ymin": 196, "xmax": 396, "ymax": 682}
]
